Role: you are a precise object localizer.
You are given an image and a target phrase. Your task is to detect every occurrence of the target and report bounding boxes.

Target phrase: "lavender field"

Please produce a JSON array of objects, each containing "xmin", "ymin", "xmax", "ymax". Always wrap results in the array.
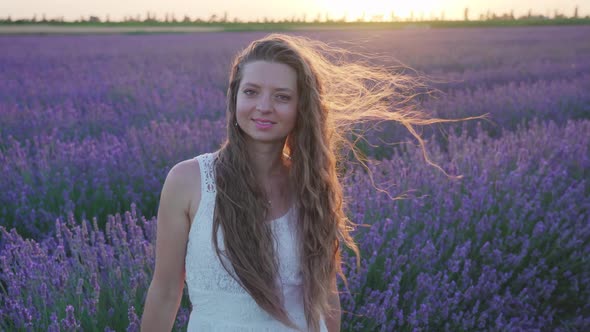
[{"xmin": 1, "ymin": 26, "xmax": 589, "ymax": 331}]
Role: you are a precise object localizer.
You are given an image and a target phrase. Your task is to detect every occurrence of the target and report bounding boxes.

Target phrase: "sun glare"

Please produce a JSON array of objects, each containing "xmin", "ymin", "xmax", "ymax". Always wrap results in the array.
[{"xmin": 319, "ymin": 0, "xmax": 440, "ymax": 21}]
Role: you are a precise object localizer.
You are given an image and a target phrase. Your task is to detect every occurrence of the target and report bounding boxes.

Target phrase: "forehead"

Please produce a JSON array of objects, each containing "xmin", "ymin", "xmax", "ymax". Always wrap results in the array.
[{"xmin": 240, "ymin": 61, "xmax": 297, "ymax": 91}]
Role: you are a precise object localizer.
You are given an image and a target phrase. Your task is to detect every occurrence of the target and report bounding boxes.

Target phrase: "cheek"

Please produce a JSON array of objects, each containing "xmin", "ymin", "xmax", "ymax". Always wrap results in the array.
[
  {"xmin": 235, "ymin": 96, "xmax": 243, "ymax": 111},
  {"xmin": 235, "ymin": 98, "xmax": 249, "ymax": 117}
]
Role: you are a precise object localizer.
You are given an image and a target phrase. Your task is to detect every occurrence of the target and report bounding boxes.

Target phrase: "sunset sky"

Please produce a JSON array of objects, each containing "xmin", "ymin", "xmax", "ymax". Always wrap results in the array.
[{"xmin": 2, "ymin": 0, "xmax": 587, "ymax": 22}]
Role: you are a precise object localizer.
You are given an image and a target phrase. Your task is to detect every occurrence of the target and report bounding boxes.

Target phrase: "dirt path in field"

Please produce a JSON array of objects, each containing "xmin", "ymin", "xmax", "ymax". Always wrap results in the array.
[{"xmin": 0, "ymin": 25, "xmax": 224, "ymax": 34}]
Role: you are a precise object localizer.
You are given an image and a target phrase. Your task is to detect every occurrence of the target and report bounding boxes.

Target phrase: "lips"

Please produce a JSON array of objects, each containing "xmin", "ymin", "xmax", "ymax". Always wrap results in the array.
[
  {"xmin": 252, "ymin": 118, "xmax": 275, "ymax": 130},
  {"xmin": 252, "ymin": 118, "xmax": 276, "ymax": 124}
]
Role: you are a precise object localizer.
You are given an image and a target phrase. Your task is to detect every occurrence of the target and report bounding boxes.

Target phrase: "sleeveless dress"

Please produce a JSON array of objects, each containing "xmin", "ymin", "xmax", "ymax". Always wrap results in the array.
[{"xmin": 184, "ymin": 152, "xmax": 328, "ymax": 332}]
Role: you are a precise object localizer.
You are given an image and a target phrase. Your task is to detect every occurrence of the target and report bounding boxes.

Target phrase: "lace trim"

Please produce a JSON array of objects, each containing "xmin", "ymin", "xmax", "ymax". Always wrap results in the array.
[{"xmin": 199, "ymin": 152, "xmax": 217, "ymax": 193}]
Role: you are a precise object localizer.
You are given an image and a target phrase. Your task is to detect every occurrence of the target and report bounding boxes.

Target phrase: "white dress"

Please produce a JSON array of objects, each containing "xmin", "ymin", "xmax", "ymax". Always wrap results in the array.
[{"xmin": 184, "ymin": 152, "xmax": 328, "ymax": 332}]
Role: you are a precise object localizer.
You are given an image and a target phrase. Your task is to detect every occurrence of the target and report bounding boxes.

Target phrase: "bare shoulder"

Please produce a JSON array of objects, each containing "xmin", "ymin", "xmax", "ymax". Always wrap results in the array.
[
  {"xmin": 149, "ymin": 157, "xmax": 201, "ymax": 296},
  {"xmin": 165, "ymin": 157, "xmax": 201, "ymax": 225},
  {"xmin": 168, "ymin": 157, "xmax": 201, "ymax": 189}
]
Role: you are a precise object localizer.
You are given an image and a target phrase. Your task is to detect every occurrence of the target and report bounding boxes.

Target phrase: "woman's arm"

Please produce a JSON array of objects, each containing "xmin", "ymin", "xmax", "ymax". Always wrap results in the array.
[
  {"xmin": 325, "ymin": 273, "xmax": 341, "ymax": 332},
  {"xmin": 141, "ymin": 161, "xmax": 199, "ymax": 331}
]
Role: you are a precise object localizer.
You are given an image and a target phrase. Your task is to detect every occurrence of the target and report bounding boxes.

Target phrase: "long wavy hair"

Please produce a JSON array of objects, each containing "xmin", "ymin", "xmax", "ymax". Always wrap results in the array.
[{"xmin": 212, "ymin": 33, "xmax": 483, "ymax": 331}]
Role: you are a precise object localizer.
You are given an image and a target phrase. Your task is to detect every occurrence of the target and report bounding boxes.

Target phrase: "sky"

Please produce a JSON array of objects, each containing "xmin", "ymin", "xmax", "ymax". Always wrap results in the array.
[{"xmin": 2, "ymin": 0, "xmax": 588, "ymax": 22}]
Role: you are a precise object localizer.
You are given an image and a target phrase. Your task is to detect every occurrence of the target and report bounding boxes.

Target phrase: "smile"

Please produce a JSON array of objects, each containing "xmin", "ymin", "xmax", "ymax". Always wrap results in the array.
[{"xmin": 252, "ymin": 118, "xmax": 276, "ymax": 129}]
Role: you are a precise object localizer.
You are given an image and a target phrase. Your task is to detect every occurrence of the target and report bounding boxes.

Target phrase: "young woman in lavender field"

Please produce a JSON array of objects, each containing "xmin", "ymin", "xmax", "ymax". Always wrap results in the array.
[{"xmin": 140, "ymin": 33, "xmax": 476, "ymax": 331}]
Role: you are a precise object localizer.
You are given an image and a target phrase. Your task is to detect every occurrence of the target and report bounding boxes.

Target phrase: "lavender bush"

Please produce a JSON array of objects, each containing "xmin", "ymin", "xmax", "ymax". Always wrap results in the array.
[
  {"xmin": 0, "ymin": 118, "xmax": 223, "ymax": 240},
  {"xmin": 340, "ymin": 119, "xmax": 590, "ymax": 331},
  {"xmin": 1, "ymin": 26, "xmax": 589, "ymax": 330},
  {"xmin": 0, "ymin": 204, "xmax": 191, "ymax": 331}
]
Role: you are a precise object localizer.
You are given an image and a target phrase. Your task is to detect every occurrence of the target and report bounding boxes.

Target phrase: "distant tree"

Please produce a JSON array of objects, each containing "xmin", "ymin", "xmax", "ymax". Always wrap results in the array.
[
  {"xmin": 371, "ymin": 14, "xmax": 383, "ymax": 22},
  {"xmin": 528, "ymin": 9, "xmax": 532, "ymax": 18},
  {"xmin": 208, "ymin": 14, "xmax": 217, "ymax": 23},
  {"xmin": 149, "ymin": 11, "xmax": 158, "ymax": 22},
  {"xmin": 171, "ymin": 13, "xmax": 177, "ymax": 23},
  {"xmin": 314, "ymin": 13, "xmax": 321, "ymax": 23},
  {"xmin": 554, "ymin": 9, "xmax": 565, "ymax": 19},
  {"xmin": 89, "ymin": 15, "xmax": 101, "ymax": 23},
  {"xmin": 106, "ymin": 14, "xmax": 110, "ymax": 23},
  {"xmin": 183, "ymin": 15, "xmax": 191, "ymax": 23},
  {"xmin": 496, "ymin": 11, "xmax": 512, "ymax": 20},
  {"xmin": 222, "ymin": 11, "xmax": 228, "ymax": 23},
  {"xmin": 357, "ymin": 11, "xmax": 365, "ymax": 22},
  {"xmin": 464, "ymin": 7, "xmax": 469, "ymax": 21},
  {"xmin": 32, "ymin": 14, "xmax": 37, "ymax": 22},
  {"xmin": 441, "ymin": 10, "xmax": 445, "ymax": 21},
  {"xmin": 574, "ymin": 6, "xmax": 579, "ymax": 19},
  {"xmin": 510, "ymin": 10, "xmax": 514, "ymax": 20}
]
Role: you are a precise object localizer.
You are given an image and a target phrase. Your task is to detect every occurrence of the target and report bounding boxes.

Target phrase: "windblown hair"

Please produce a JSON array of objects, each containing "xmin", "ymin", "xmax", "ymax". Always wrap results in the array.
[{"xmin": 212, "ymin": 33, "xmax": 482, "ymax": 331}]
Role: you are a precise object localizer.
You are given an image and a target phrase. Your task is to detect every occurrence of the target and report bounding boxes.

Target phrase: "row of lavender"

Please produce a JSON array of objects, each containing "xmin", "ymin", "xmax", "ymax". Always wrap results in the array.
[
  {"xmin": 1, "ymin": 27, "xmax": 589, "ymax": 241},
  {"xmin": 1, "ymin": 27, "xmax": 589, "ymax": 143},
  {"xmin": 1, "ymin": 119, "xmax": 588, "ymax": 330}
]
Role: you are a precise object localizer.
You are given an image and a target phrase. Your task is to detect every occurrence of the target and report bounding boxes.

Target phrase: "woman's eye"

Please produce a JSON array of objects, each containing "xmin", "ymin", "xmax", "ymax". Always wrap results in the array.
[
  {"xmin": 277, "ymin": 95, "xmax": 291, "ymax": 101},
  {"xmin": 243, "ymin": 89, "xmax": 255, "ymax": 95}
]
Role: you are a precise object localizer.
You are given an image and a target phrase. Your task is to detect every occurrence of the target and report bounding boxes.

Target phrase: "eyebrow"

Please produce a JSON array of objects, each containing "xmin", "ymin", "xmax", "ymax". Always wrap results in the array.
[{"xmin": 242, "ymin": 82, "xmax": 294, "ymax": 93}]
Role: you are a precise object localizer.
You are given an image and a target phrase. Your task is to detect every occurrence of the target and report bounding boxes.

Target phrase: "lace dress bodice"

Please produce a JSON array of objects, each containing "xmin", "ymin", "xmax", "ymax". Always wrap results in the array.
[{"xmin": 184, "ymin": 152, "xmax": 328, "ymax": 331}]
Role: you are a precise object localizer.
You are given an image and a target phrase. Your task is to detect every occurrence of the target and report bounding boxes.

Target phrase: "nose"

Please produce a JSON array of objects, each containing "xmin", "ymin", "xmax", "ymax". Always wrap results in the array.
[{"xmin": 256, "ymin": 94, "xmax": 273, "ymax": 112}]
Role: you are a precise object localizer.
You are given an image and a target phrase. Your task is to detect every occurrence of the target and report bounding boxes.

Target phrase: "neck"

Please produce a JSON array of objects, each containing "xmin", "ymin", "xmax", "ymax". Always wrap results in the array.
[{"xmin": 245, "ymin": 140, "xmax": 288, "ymax": 180}]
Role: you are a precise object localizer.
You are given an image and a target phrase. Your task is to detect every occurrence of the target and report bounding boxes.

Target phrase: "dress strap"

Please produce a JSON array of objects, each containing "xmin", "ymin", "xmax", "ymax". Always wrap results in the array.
[{"xmin": 196, "ymin": 152, "xmax": 217, "ymax": 195}]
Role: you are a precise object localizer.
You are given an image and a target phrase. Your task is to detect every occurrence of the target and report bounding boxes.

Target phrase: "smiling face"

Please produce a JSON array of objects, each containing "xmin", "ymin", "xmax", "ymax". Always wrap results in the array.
[{"xmin": 236, "ymin": 60, "xmax": 299, "ymax": 145}]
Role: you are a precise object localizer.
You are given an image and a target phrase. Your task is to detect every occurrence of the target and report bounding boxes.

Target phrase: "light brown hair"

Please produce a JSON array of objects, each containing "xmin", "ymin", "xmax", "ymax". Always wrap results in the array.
[{"xmin": 212, "ymin": 33, "xmax": 482, "ymax": 331}]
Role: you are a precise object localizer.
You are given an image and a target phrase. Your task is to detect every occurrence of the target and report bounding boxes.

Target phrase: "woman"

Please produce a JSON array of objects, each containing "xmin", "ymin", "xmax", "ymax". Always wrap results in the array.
[{"xmin": 141, "ymin": 33, "xmax": 471, "ymax": 332}]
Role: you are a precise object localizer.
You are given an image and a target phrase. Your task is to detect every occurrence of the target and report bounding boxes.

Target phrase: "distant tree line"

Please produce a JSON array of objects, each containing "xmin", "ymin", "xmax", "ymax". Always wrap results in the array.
[{"xmin": 1, "ymin": 6, "xmax": 587, "ymax": 24}]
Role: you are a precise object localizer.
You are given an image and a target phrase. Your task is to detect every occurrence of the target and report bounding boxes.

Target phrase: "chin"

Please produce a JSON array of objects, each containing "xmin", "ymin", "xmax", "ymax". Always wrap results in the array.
[{"xmin": 244, "ymin": 132, "xmax": 288, "ymax": 144}]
